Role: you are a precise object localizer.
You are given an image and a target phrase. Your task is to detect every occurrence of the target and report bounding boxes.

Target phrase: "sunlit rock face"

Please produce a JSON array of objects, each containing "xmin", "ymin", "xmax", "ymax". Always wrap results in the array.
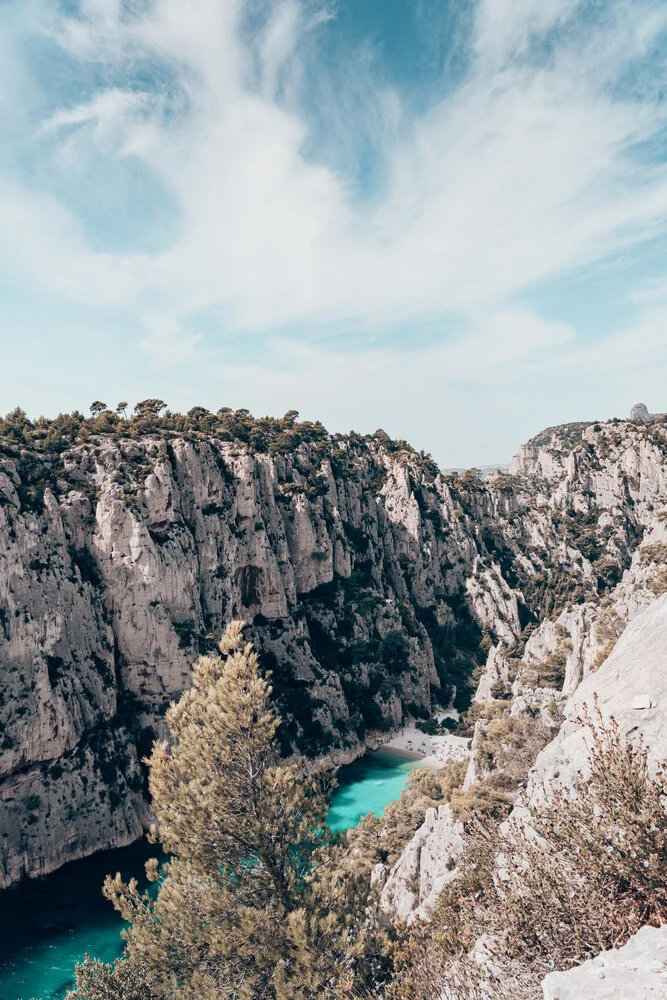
[
  {"xmin": 542, "ymin": 925, "xmax": 667, "ymax": 1000},
  {"xmin": 630, "ymin": 402, "xmax": 666, "ymax": 422},
  {"xmin": 523, "ymin": 592, "xmax": 667, "ymax": 809},
  {"xmin": 379, "ymin": 804, "xmax": 464, "ymax": 922},
  {"xmin": 2, "ymin": 412, "xmax": 667, "ymax": 888}
]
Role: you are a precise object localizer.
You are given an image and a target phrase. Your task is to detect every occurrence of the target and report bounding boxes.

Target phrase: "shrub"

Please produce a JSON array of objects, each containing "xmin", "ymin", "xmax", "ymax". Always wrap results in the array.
[
  {"xmin": 343, "ymin": 759, "xmax": 468, "ymax": 872},
  {"xmin": 498, "ymin": 710, "xmax": 667, "ymax": 971},
  {"xmin": 449, "ymin": 775, "xmax": 515, "ymax": 824},
  {"xmin": 592, "ymin": 607, "xmax": 627, "ymax": 668},
  {"xmin": 388, "ymin": 709, "xmax": 667, "ymax": 999},
  {"xmin": 648, "ymin": 566, "xmax": 667, "ymax": 596},
  {"xmin": 415, "ymin": 718, "xmax": 440, "ymax": 736}
]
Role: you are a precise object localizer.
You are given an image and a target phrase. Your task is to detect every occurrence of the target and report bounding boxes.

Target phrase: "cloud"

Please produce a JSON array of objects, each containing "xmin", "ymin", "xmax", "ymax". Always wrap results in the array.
[
  {"xmin": 260, "ymin": 2, "xmax": 302, "ymax": 101},
  {"xmin": 473, "ymin": 0, "xmax": 583, "ymax": 68},
  {"xmin": 140, "ymin": 315, "xmax": 202, "ymax": 364},
  {"xmin": 43, "ymin": 90, "xmax": 150, "ymax": 138},
  {"xmin": 197, "ymin": 309, "xmax": 576, "ymax": 438},
  {"xmin": 1, "ymin": 0, "xmax": 667, "ymax": 373}
]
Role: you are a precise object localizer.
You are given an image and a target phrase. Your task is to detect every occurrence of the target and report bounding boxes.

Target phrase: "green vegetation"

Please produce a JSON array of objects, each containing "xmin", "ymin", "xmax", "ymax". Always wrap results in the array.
[
  {"xmin": 413, "ymin": 595, "xmax": 484, "ymax": 710},
  {"xmin": 449, "ymin": 710, "xmax": 557, "ymax": 824},
  {"xmin": 518, "ymin": 632, "xmax": 572, "ymax": 689},
  {"xmin": 0, "ymin": 405, "xmax": 440, "ymax": 469}
]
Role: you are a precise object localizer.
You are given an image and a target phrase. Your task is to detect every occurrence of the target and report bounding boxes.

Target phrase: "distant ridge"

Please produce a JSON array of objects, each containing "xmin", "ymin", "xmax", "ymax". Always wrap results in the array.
[{"xmin": 442, "ymin": 464, "xmax": 510, "ymax": 478}]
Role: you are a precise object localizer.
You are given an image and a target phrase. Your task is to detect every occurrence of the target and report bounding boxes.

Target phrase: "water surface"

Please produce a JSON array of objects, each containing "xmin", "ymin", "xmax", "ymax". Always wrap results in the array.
[
  {"xmin": 0, "ymin": 840, "xmax": 157, "ymax": 1000},
  {"xmin": 327, "ymin": 747, "xmax": 424, "ymax": 831}
]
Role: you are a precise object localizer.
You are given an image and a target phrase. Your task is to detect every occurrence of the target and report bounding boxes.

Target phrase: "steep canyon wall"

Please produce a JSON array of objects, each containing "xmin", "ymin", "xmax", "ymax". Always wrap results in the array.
[{"xmin": 1, "ymin": 411, "xmax": 666, "ymax": 888}]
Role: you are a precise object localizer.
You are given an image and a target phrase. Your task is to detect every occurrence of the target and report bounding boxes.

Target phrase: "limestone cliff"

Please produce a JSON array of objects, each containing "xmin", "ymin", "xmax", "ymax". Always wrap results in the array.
[
  {"xmin": 0, "ymin": 417, "xmax": 506, "ymax": 887},
  {"xmin": 523, "ymin": 591, "xmax": 667, "ymax": 806},
  {"xmin": 2, "ymin": 407, "xmax": 667, "ymax": 889},
  {"xmin": 542, "ymin": 925, "xmax": 667, "ymax": 999},
  {"xmin": 377, "ymin": 414, "xmax": 667, "ymax": 922}
]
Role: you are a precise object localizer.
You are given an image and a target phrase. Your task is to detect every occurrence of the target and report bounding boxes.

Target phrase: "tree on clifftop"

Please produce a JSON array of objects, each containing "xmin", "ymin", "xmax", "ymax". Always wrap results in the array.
[
  {"xmin": 67, "ymin": 622, "xmax": 376, "ymax": 1000},
  {"xmin": 133, "ymin": 399, "xmax": 167, "ymax": 417}
]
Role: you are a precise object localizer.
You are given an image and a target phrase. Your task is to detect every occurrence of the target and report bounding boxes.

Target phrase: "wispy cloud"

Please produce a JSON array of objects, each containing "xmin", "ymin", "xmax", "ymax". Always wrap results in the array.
[{"xmin": 1, "ymin": 0, "xmax": 667, "ymax": 425}]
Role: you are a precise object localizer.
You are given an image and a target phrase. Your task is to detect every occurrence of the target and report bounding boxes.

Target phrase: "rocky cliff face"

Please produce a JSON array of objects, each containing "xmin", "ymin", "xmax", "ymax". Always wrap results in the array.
[
  {"xmin": 0, "ymin": 420, "xmax": 514, "ymax": 887},
  {"xmin": 522, "ymin": 591, "xmax": 667, "ymax": 814},
  {"xmin": 377, "ymin": 415, "xmax": 667, "ymax": 923},
  {"xmin": 542, "ymin": 925, "xmax": 667, "ymax": 999},
  {"xmin": 2, "ymin": 409, "xmax": 666, "ymax": 889},
  {"xmin": 481, "ymin": 415, "xmax": 667, "ymax": 716},
  {"xmin": 379, "ymin": 803, "xmax": 464, "ymax": 923}
]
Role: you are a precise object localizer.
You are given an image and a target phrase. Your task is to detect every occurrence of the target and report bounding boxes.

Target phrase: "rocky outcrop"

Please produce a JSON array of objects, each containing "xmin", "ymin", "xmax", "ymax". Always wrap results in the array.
[
  {"xmin": 0, "ymin": 428, "xmax": 516, "ymax": 887},
  {"xmin": 378, "ymin": 415, "xmax": 667, "ymax": 923},
  {"xmin": 630, "ymin": 402, "xmax": 666, "ymax": 422},
  {"xmin": 378, "ymin": 804, "xmax": 464, "ymax": 922},
  {"xmin": 524, "ymin": 592, "xmax": 667, "ymax": 806},
  {"xmin": 362, "ymin": 418, "xmax": 667, "ymax": 1000},
  {"xmin": 508, "ymin": 421, "xmax": 590, "ymax": 479},
  {"xmin": 481, "ymin": 416, "xmax": 667, "ymax": 717},
  {"xmin": 475, "ymin": 644, "xmax": 510, "ymax": 703},
  {"xmin": 542, "ymin": 925, "xmax": 667, "ymax": 999}
]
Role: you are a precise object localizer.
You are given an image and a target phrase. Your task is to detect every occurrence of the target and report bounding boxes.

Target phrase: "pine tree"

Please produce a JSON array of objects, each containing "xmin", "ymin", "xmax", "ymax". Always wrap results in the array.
[{"xmin": 66, "ymin": 622, "xmax": 375, "ymax": 1000}]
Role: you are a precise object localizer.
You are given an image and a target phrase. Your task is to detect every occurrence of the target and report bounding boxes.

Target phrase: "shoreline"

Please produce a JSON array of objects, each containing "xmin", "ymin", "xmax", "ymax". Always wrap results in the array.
[
  {"xmin": 372, "ymin": 744, "xmax": 425, "ymax": 764},
  {"xmin": 381, "ymin": 719, "xmax": 472, "ymax": 771},
  {"xmin": 314, "ymin": 712, "xmax": 472, "ymax": 775}
]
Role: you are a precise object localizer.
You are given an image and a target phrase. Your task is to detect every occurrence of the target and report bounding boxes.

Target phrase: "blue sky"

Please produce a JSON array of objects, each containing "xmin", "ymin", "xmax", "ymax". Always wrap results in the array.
[{"xmin": 1, "ymin": 0, "xmax": 667, "ymax": 465}]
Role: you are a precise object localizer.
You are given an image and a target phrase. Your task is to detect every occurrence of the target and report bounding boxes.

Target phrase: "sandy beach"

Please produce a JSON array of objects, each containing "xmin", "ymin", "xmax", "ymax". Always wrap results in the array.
[{"xmin": 382, "ymin": 715, "xmax": 472, "ymax": 770}]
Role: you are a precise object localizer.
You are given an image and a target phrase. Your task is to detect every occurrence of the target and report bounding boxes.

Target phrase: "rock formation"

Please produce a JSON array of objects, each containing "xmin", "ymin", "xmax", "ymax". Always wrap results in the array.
[
  {"xmin": 542, "ymin": 925, "xmax": 667, "ymax": 999},
  {"xmin": 523, "ymin": 592, "xmax": 667, "ymax": 806},
  {"xmin": 0, "ymin": 423, "xmax": 513, "ymax": 887},
  {"xmin": 630, "ymin": 402, "xmax": 666, "ymax": 422},
  {"xmin": 379, "ymin": 414, "xmax": 667, "ymax": 922},
  {"xmin": 2, "ymin": 408, "xmax": 667, "ymax": 891},
  {"xmin": 379, "ymin": 804, "xmax": 464, "ymax": 922}
]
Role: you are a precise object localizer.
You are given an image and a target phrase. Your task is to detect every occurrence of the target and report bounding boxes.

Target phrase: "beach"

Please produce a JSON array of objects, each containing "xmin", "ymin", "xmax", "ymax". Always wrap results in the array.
[{"xmin": 381, "ymin": 712, "xmax": 472, "ymax": 771}]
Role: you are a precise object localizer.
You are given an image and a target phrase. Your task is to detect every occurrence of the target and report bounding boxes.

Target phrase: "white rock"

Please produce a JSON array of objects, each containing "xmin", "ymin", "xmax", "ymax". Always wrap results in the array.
[
  {"xmin": 524, "ymin": 593, "xmax": 667, "ymax": 807},
  {"xmin": 380, "ymin": 804, "xmax": 464, "ymax": 923},
  {"xmin": 542, "ymin": 925, "xmax": 667, "ymax": 999}
]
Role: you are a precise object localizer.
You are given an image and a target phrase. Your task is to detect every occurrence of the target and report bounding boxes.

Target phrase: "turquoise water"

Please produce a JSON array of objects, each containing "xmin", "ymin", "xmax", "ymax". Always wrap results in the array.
[
  {"xmin": 0, "ymin": 749, "xmax": 422, "ymax": 1000},
  {"xmin": 0, "ymin": 840, "xmax": 159, "ymax": 1000},
  {"xmin": 327, "ymin": 747, "xmax": 424, "ymax": 831}
]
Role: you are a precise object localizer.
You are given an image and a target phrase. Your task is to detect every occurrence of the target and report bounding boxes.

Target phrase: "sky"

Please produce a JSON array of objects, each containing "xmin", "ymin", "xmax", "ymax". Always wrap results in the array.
[{"xmin": 1, "ymin": 0, "xmax": 667, "ymax": 466}]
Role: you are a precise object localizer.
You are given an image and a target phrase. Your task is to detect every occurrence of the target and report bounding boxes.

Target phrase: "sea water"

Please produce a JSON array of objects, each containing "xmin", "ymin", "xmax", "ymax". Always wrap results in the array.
[
  {"xmin": 327, "ymin": 746, "xmax": 424, "ymax": 831},
  {"xmin": 0, "ymin": 749, "xmax": 423, "ymax": 1000}
]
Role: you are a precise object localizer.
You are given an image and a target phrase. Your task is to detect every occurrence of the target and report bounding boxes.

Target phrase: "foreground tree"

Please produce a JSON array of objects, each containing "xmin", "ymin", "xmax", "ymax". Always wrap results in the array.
[{"xmin": 66, "ymin": 622, "xmax": 378, "ymax": 1000}]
